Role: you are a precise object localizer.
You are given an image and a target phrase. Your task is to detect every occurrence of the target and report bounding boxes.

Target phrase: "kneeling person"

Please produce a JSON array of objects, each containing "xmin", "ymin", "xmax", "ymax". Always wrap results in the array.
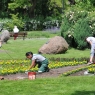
[{"xmin": 25, "ymin": 52, "xmax": 49, "ymax": 73}]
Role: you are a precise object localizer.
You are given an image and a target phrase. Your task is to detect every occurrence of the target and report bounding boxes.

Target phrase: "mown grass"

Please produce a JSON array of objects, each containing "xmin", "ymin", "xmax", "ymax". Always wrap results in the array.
[
  {"xmin": 0, "ymin": 31, "xmax": 93, "ymax": 95},
  {"xmin": 0, "ymin": 30, "xmax": 90, "ymax": 59},
  {"xmin": 27, "ymin": 31, "xmax": 60, "ymax": 38},
  {"xmin": 0, "ymin": 76, "xmax": 95, "ymax": 95},
  {"xmin": 0, "ymin": 38, "xmax": 49, "ymax": 59},
  {"xmin": 0, "ymin": 38, "xmax": 90, "ymax": 60}
]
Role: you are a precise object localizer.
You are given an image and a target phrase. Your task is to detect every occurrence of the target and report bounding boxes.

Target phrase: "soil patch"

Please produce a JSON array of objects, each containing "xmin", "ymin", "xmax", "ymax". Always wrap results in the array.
[{"xmin": 2, "ymin": 64, "xmax": 88, "ymax": 80}]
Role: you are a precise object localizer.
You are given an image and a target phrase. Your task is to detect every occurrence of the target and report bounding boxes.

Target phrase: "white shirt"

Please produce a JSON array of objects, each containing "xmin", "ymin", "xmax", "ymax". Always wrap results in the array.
[
  {"xmin": 86, "ymin": 37, "xmax": 95, "ymax": 44},
  {"xmin": 32, "ymin": 54, "xmax": 46, "ymax": 62},
  {"xmin": 13, "ymin": 27, "xmax": 19, "ymax": 33}
]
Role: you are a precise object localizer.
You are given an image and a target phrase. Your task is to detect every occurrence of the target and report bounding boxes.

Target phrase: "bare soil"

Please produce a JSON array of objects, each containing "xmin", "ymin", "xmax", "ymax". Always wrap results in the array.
[{"xmin": 2, "ymin": 64, "xmax": 88, "ymax": 80}]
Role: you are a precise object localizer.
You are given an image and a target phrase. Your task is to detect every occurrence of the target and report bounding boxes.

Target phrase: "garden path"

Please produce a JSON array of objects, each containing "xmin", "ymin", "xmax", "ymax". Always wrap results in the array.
[{"xmin": 3, "ymin": 64, "xmax": 87, "ymax": 80}]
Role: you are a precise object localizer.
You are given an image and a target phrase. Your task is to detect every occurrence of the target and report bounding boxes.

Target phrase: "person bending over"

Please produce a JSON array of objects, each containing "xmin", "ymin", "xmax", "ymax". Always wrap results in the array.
[
  {"xmin": 85, "ymin": 37, "xmax": 95, "ymax": 65},
  {"xmin": 25, "ymin": 52, "xmax": 49, "ymax": 73}
]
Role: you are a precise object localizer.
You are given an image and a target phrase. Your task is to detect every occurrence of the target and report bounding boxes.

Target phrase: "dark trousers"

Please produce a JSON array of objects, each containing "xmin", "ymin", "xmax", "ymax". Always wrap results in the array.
[{"xmin": 14, "ymin": 33, "xmax": 18, "ymax": 40}]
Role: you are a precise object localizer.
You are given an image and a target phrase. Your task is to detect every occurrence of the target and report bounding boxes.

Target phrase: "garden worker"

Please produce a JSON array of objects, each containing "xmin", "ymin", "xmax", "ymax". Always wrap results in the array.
[
  {"xmin": 13, "ymin": 26, "xmax": 19, "ymax": 40},
  {"xmin": 25, "ymin": 52, "xmax": 49, "ymax": 73},
  {"xmin": 85, "ymin": 37, "xmax": 95, "ymax": 65}
]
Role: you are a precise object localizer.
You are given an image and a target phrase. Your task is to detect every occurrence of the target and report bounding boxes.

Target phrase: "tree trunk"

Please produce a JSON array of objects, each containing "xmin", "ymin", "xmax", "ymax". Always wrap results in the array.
[{"xmin": 28, "ymin": 0, "xmax": 37, "ymax": 18}]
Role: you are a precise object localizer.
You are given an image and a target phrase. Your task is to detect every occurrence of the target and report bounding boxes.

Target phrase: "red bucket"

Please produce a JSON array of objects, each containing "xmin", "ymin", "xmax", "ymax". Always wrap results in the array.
[{"xmin": 28, "ymin": 72, "xmax": 36, "ymax": 80}]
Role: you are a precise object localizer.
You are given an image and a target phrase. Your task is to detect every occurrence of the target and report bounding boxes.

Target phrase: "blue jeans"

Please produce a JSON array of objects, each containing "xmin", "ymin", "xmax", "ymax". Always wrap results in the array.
[{"xmin": 90, "ymin": 43, "xmax": 95, "ymax": 57}]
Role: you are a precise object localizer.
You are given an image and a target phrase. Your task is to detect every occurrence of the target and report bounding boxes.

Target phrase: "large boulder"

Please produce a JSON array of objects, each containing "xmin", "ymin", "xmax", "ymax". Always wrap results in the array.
[
  {"xmin": 0, "ymin": 30, "xmax": 10, "ymax": 43},
  {"xmin": 38, "ymin": 36, "xmax": 69, "ymax": 54}
]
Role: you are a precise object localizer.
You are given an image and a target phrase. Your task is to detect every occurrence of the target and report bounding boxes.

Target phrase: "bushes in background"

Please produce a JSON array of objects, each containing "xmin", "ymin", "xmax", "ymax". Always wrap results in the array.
[
  {"xmin": 1, "ymin": 15, "xmax": 62, "ymax": 31},
  {"xmin": 73, "ymin": 18, "xmax": 92, "ymax": 49},
  {"xmin": 3, "ymin": 14, "xmax": 24, "ymax": 31},
  {"xmin": 61, "ymin": 10, "xmax": 94, "ymax": 49}
]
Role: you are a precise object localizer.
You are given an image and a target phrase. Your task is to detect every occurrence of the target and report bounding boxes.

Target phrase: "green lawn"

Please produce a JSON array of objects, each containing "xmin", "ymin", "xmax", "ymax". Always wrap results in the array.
[
  {"xmin": 0, "ymin": 36, "xmax": 94, "ymax": 95},
  {"xmin": 0, "ymin": 76, "xmax": 95, "ymax": 95},
  {"xmin": 27, "ymin": 31, "xmax": 60, "ymax": 38},
  {"xmin": 0, "ymin": 38, "xmax": 90, "ymax": 60},
  {"xmin": 0, "ymin": 38, "xmax": 49, "ymax": 59}
]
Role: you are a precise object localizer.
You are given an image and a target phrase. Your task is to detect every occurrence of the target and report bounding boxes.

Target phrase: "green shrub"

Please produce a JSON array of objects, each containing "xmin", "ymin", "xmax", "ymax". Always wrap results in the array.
[
  {"xmin": 4, "ymin": 14, "xmax": 24, "ymax": 31},
  {"xmin": 23, "ymin": 16, "xmax": 62, "ymax": 31},
  {"xmin": 60, "ymin": 16, "xmax": 72, "ymax": 37},
  {"xmin": 0, "ymin": 18, "xmax": 11, "ymax": 31},
  {"xmin": 60, "ymin": 10, "xmax": 94, "ymax": 49},
  {"xmin": 73, "ymin": 18, "xmax": 92, "ymax": 49}
]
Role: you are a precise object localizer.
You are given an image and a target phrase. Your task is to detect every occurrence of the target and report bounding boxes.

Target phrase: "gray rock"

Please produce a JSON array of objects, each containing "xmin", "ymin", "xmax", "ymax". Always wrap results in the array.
[
  {"xmin": 38, "ymin": 36, "xmax": 69, "ymax": 54},
  {"xmin": 0, "ymin": 30, "xmax": 10, "ymax": 43}
]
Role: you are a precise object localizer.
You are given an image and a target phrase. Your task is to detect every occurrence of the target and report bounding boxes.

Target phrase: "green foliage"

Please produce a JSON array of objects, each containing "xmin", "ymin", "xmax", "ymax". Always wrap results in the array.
[
  {"xmin": 0, "ymin": 0, "xmax": 11, "ymax": 18},
  {"xmin": 8, "ymin": 0, "xmax": 31, "ymax": 10},
  {"xmin": 1, "ymin": 0, "xmax": 95, "ymax": 19},
  {"xmin": 74, "ymin": 0, "xmax": 95, "ymax": 11},
  {"xmin": 90, "ymin": 0, "xmax": 95, "ymax": 6},
  {"xmin": 8, "ymin": 0, "xmax": 62, "ymax": 19},
  {"xmin": 73, "ymin": 18, "xmax": 92, "ymax": 49},
  {"xmin": 4, "ymin": 14, "xmax": 24, "ymax": 31},
  {"xmin": 23, "ymin": 16, "xmax": 62, "ymax": 31},
  {"xmin": 60, "ymin": 16, "xmax": 72, "ymax": 37},
  {"xmin": 24, "ymin": 16, "xmax": 45, "ymax": 31},
  {"xmin": 2, "ymin": 16, "xmax": 61, "ymax": 31},
  {"xmin": 51, "ymin": 0, "xmax": 62, "ymax": 7},
  {"xmin": 49, "ymin": 1, "xmax": 62, "ymax": 17},
  {"xmin": 88, "ymin": 12, "xmax": 95, "ymax": 35},
  {"xmin": 60, "ymin": 10, "xmax": 95, "ymax": 49}
]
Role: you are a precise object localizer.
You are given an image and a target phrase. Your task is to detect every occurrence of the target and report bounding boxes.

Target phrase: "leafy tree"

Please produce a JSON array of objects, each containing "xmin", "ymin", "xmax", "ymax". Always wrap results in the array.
[
  {"xmin": 74, "ymin": 0, "xmax": 95, "ymax": 11},
  {"xmin": 34, "ymin": 0, "xmax": 50, "ymax": 18},
  {"xmin": 8, "ymin": 0, "xmax": 54, "ymax": 18},
  {"xmin": 0, "ymin": 0, "xmax": 12, "ymax": 18},
  {"xmin": 90, "ymin": 0, "xmax": 95, "ymax": 6},
  {"xmin": 8, "ymin": 0, "xmax": 33, "ymax": 18},
  {"xmin": 8, "ymin": 0, "xmax": 62, "ymax": 18},
  {"xmin": 4, "ymin": 14, "xmax": 24, "ymax": 31}
]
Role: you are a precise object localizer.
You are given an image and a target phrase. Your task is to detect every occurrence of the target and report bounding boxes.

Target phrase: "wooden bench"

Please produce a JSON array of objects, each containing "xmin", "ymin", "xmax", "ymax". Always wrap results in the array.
[{"xmin": 10, "ymin": 32, "xmax": 27, "ymax": 40}]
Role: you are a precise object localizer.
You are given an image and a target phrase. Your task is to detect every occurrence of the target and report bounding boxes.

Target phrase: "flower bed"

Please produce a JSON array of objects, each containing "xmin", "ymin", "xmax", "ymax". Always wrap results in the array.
[
  {"xmin": 61, "ymin": 64, "xmax": 95, "ymax": 76},
  {"xmin": 88, "ymin": 65, "xmax": 95, "ymax": 74},
  {"xmin": 0, "ymin": 58, "xmax": 95, "ymax": 76},
  {"xmin": 0, "ymin": 59, "xmax": 87, "ymax": 75},
  {"xmin": 0, "ymin": 60, "xmax": 32, "ymax": 75}
]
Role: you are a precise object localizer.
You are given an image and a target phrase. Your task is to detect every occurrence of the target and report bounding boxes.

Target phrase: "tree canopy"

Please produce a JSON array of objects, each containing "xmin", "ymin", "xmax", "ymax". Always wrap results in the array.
[{"xmin": 0, "ymin": 0, "xmax": 95, "ymax": 18}]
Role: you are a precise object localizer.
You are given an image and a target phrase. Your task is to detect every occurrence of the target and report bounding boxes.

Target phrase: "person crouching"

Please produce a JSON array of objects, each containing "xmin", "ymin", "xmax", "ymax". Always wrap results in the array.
[{"xmin": 25, "ymin": 52, "xmax": 49, "ymax": 73}]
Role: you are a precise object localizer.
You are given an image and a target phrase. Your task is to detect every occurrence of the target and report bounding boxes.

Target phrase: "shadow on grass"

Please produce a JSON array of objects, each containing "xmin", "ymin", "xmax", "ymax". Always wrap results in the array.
[{"xmin": 71, "ymin": 91, "xmax": 95, "ymax": 95}]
